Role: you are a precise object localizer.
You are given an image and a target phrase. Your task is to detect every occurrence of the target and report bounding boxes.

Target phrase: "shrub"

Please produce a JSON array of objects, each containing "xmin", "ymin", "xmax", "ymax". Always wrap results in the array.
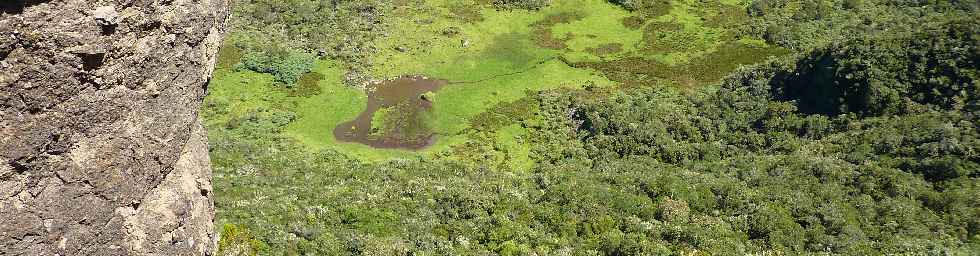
[
  {"xmin": 235, "ymin": 46, "xmax": 315, "ymax": 86},
  {"xmin": 493, "ymin": 0, "xmax": 551, "ymax": 10},
  {"xmin": 217, "ymin": 224, "xmax": 267, "ymax": 256},
  {"xmin": 609, "ymin": 0, "xmax": 672, "ymax": 17},
  {"xmin": 231, "ymin": 0, "xmax": 391, "ymax": 86},
  {"xmin": 609, "ymin": 0, "xmax": 640, "ymax": 11}
]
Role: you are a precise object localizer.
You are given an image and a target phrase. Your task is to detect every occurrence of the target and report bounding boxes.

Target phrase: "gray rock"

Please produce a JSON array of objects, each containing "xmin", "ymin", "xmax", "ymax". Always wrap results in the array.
[
  {"xmin": 0, "ymin": 0, "xmax": 229, "ymax": 255},
  {"xmin": 93, "ymin": 6, "xmax": 119, "ymax": 26}
]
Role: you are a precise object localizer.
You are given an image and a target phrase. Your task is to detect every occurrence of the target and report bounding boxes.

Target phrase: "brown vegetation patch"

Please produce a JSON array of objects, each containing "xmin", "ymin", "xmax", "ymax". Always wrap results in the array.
[
  {"xmin": 530, "ymin": 12, "xmax": 586, "ymax": 49},
  {"xmin": 469, "ymin": 96, "xmax": 538, "ymax": 132},
  {"xmin": 288, "ymin": 72, "xmax": 324, "ymax": 97},
  {"xmin": 449, "ymin": 3, "xmax": 484, "ymax": 23},
  {"xmin": 587, "ymin": 43, "xmax": 624, "ymax": 57},
  {"xmin": 622, "ymin": 16, "xmax": 647, "ymax": 30},
  {"xmin": 635, "ymin": 0, "xmax": 673, "ymax": 18},
  {"xmin": 570, "ymin": 42, "xmax": 790, "ymax": 87},
  {"xmin": 704, "ymin": 3, "xmax": 751, "ymax": 28},
  {"xmin": 216, "ymin": 45, "xmax": 243, "ymax": 70},
  {"xmin": 641, "ymin": 21, "xmax": 685, "ymax": 53}
]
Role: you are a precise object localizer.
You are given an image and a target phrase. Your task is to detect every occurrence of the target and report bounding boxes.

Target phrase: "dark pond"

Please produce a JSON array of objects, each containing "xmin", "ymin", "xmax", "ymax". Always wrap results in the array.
[{"xmin": 333, "ymin": 76, "xmax": 447, "ymax": 150}]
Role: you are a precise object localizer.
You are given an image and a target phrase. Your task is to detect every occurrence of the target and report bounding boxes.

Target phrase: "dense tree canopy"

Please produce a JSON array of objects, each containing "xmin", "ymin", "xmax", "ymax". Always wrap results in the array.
[{"xmin": 569, "ymin": 22, "xmax": 979, "ymax": 253}]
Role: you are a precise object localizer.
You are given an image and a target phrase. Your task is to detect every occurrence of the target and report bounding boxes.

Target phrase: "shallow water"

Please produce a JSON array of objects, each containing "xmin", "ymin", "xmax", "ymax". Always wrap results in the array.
[{"xmin": 333, "ymin": 76, "xmax": 447, "ymax": 149}]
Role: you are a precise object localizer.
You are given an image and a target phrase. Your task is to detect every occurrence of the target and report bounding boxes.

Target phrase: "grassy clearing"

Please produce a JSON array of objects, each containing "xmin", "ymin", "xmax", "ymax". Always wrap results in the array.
[
  {"xmin": 429, "ymin": 60, "xmax": 611, "ymax": 136},
  {"xmin": 642, "ymin": 0, "xmax": 734, "ymax": 64},
  {"xmin": 561, "ymin": 0, "xmax": 787, "ymax": 87},
  {"xmin": 322, "ymin": 0, "xmax": 622, "ymax": 159},
  {"xmin": 548, "ymin": 1, "xmax": 645, "ymax": 62},
  {"xmin": 284, "ymin": 61, "xmax": 422, "ymax": 161},
  {"xmin": 210, "ymin": 0, "xmax": 781, "ymax": 163},
  {"xmin": 206, "ymin": 57, "xmax": 414, "ymax": 161},
  {"xmin": 204, "ymin": 70, "xmax": 290, "ymax": 129}
]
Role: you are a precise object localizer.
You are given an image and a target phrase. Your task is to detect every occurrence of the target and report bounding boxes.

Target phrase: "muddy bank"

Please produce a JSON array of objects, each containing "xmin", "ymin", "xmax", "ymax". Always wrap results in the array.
[{"xmin": 334, "ymin": 76, "xmax": 447, "ymax": 149}]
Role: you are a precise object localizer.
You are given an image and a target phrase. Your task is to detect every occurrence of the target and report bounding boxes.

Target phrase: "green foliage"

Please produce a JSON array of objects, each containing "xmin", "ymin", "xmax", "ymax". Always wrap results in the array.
[
  {"xmin": 368, "ymin": 102, "xmax": 434, "ymax": 143},
  {"xmin": 530, "ymin": 11, "xmax": 586, "ymax": 49},
  {"xmin": 235, "ymin": 46, "xmax": 315, "ymax": 85},
  {"xmin": 609, "ymin": 0, "xmax": 640, "ymax": 10},
  {"xmin": 770, "ymin": 18, "xmax": 979, "ymax": 116},
  {"xmin": 233, "ymin": 0, "xmax": 389, "ymax": 53},
  {"xmin": 493, "ymin": 0, "xmax": 551, "ymax": 10},
  {"xmin": 608, "ymin": 0, "xmax": 672, "ymax": 18},
  {"xmin": 746, "ymin": 0, "xmax": 977, "ymax": 50},
  {"xmin": 571, "ymin": 41, "xmax": 790, "ymax": 86},
  {"xmin": 566, "ymin": 19, "xmax": 979, "ymax": 253},
  {"xmin": 448, "ymin": 2, "xmax": 485, "ymax": 23},
  {"xmin": 217, "ymin": 224, "xmax": 267, "ymax": 256},
  {"xmin": 216, "ymin": 44, "xmax": 243, "ymax": 70},
  {"xmin": 290, "ymin": 72, "xmax": 324, "ymax": 97},
  {"xmin": 207, "ymin": 0, "xmax": 979, "ymax": 254},
  {"xmin": 230, "ymin": 0, "xmax": 391, "ymax": 85},
  {"xmin": 469, "ymin": 96, "xmax": 538, "ymax": 132}
]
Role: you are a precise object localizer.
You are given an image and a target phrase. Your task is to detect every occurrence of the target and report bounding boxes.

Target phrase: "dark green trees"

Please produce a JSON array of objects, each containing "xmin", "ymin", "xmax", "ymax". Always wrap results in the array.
[
  {"xmin": 567, "ymin": 17, "xmax": 979, "ymax": 253},
  {"xmin": 492, "ymin": 0, "xmax": 551, "ymax": 10}
]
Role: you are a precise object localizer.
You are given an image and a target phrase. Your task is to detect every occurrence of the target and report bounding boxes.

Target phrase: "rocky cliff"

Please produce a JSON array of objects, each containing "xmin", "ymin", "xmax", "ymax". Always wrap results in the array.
[{"xmin": 0, "ymin": 0, "xmax": 228, "ymax": 255}]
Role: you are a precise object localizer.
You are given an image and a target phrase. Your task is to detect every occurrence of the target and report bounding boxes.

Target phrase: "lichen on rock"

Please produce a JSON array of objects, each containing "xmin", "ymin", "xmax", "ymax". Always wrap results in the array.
[{"xmin": 0, "ymin": 0, "xmax": 229, "ymax": 255}]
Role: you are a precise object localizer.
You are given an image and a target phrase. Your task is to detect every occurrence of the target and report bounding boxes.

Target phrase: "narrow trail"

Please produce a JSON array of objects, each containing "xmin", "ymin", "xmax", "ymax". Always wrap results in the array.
[
  {"xmin": 429, "ymin": 55, "xmax": 579, "ymax": 138},
  {"xmin": 445, "ymin": 55, "xmax": 575, "ymax": 85}
]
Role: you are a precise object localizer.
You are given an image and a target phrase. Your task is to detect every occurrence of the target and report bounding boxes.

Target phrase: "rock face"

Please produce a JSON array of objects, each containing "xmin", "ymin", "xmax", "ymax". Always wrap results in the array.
[{"xmin": 0, "ymin": 0, "xmax": 228, "ymax": 255}]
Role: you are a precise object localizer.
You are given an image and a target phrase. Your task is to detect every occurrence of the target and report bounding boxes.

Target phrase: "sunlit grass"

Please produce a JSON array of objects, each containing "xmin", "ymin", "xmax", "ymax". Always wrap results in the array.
[
  {"xmin": 211, "ymin": 0, "xmax": 776, "ymax": 162},
  {"xmin": 285, "ymin": 61, "xmax": 421, "ymax": 161},
  {"xmin": 549, "ymin": 0, "xmax": 645, "ymax": 62}
]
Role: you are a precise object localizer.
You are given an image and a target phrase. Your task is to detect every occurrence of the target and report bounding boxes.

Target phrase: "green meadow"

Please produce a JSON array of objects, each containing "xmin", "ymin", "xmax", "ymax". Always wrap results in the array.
[{"xmin": 208, "ymin": 0, "xmax": 778, "ymax": 162}]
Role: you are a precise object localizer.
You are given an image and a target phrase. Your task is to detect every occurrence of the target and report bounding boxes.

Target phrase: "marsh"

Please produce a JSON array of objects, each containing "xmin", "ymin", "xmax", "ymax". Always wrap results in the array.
[{"xmin": 333, "ymin": 76, "xmax": 447, "ymax": 149}]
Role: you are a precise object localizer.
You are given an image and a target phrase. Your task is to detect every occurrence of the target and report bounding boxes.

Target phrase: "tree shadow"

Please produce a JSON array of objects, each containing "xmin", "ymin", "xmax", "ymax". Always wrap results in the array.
[
  {"xmin": 769, "ymin": 51, "xmax": 867, "ymax": 116},
  {"xmin": 1, "ymin": 0, "xmax": 52, "ymax": 15}
]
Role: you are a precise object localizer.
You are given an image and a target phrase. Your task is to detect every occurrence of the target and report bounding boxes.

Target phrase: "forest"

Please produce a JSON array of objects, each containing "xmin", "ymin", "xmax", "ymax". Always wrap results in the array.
[{"xmin": 204, "ymin": 0, "xmax": 978, "ymax": 255}]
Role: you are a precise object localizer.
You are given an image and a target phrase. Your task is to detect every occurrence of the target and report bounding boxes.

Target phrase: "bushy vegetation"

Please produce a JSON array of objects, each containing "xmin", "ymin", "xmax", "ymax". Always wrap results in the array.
[
  {"xmin": 217, "ymin": 224, "xmax": 267, "ymax": 256},
  {"xmin": 746, "ymin": 0, "xmax": 978, "ymax": 50},
  {"xmin": 770, "ymin": 18, "xmax": 978, "ymax": 116},
  {"xmin": 493, "ymin": 0, "xmax": 551, "ymax": 10},
  {"xmin": 606, "ymin": 0, "xmax": 644, "ymax": 11},
  {"xmin": 206, "ymin": 0, "xmax": 978, "ymax": 254},
  {"xmin": 608, "ymin": 0, "xmax": 671, "ymax": 18},
  {"xmin": 236, "ymin": 45, "xmax": 315, "ymax": 85},
  {"xmin": 229, "ymin": 0, "xmax": 391, "ymax": 86},
  {"xmin": 566, "ymin": 22, "xmax": 978, "ymax": 253}
]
